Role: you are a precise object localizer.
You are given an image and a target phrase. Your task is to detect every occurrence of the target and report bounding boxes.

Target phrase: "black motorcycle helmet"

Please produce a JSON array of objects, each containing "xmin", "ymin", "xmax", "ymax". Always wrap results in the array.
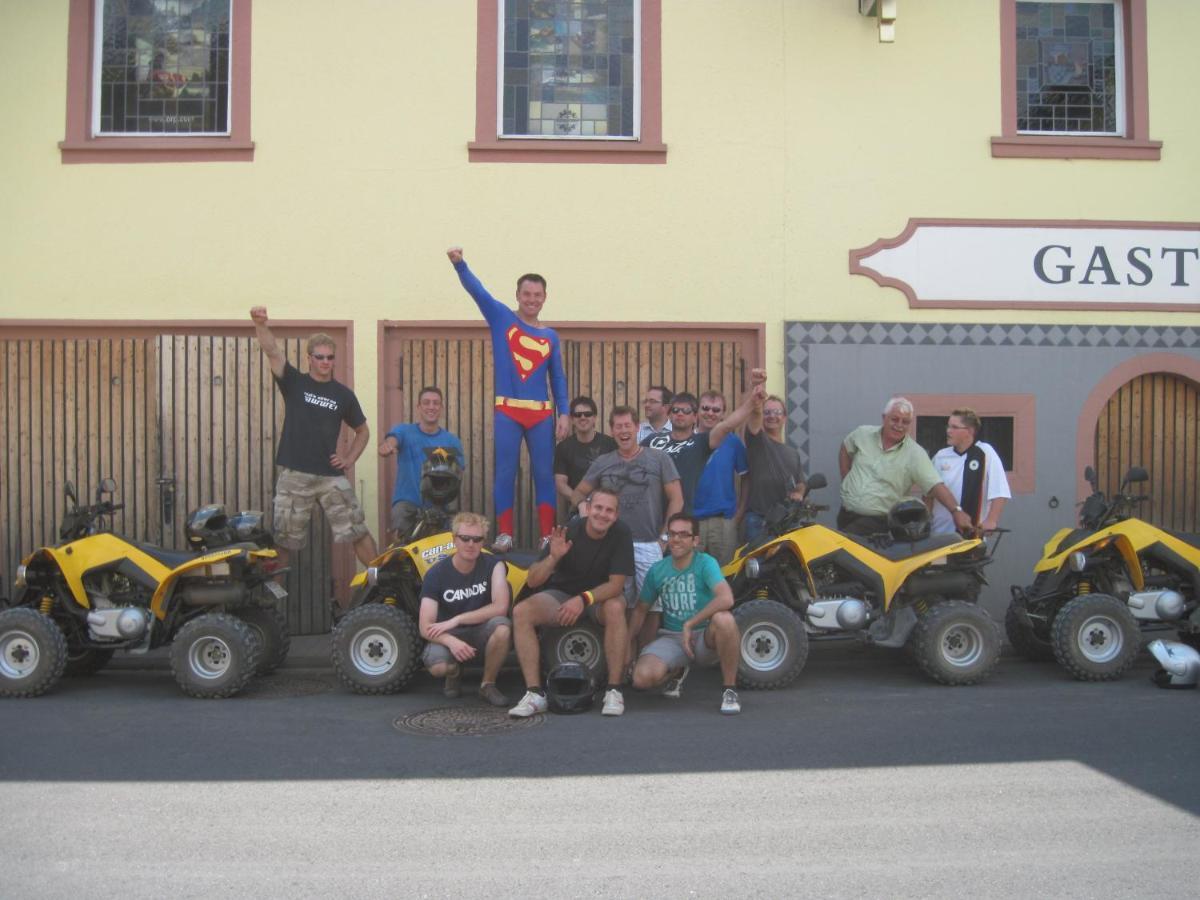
[
  {"xmin": 887, "ymin": 499, "xmax": 931, "ymax": 543},
  {"xmin": 545, "ymin": 662, "xmax": 595, "ymax": 714},
  {"xmin": 419, "ymin": 447, "xmax": 462, "ymax": 508},
  {"xmin": 185, "ymin": 504, "xmax": 233, "ymax": 549}
]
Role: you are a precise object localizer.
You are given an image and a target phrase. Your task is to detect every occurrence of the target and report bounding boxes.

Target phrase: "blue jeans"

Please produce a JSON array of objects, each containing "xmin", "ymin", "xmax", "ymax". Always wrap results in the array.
[{"xmin": 741, "ymin": 512, "xmax": 767, "ymax": 544}]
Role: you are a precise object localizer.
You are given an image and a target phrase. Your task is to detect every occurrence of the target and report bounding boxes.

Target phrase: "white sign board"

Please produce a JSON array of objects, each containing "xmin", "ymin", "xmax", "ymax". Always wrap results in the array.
[{"xmin": 850, "ymin": 219, "xmax": 1200, "ymax": 311}]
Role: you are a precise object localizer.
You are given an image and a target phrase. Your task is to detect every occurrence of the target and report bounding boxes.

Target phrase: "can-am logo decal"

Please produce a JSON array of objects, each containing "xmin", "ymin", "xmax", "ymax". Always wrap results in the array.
[{"xmin": 420, "ymin": 542, "xmax": 454, "ymax": 562}]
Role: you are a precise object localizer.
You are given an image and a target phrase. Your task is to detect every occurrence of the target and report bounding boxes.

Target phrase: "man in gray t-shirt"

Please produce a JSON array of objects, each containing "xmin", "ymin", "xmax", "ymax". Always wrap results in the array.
[{"xmin": 573, "ymin": 406, "xmax": 683, "ymax": 605}]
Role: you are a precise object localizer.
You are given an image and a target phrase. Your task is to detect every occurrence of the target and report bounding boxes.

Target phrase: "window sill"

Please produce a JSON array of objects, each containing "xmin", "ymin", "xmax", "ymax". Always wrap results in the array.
[
  {"xmin": 59, "ymin": 137, "xmax": 255, "ymax": 164},
  {"xmin": 467, "ymin": 138, "xmax": 667, "ymax": 164},
  {"xmin": 990, "ymin": 134, "xmax": 1161, "ymax": 161}
]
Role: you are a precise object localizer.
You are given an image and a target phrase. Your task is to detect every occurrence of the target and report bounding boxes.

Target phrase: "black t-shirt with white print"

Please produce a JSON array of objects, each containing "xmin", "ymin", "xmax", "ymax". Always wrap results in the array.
[
  {"xmin": 274, "ymin": 362, "xmax": 366, "ymax": 476},
  {"xmin": 420, "ymin": 554, "xmax": 506, "ymax": 623}
]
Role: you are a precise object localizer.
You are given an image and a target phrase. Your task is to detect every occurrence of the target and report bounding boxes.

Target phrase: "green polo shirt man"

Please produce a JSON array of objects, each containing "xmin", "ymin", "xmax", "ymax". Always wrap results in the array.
[{"xmin": 837, "ymin": 397, "xmax": 973, "ymax": 537}]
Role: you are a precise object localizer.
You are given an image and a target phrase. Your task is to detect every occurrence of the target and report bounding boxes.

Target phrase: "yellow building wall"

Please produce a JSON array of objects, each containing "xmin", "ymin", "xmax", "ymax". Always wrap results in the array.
[{"xmin": 2, "ymin": 0, "xmax": 1198, "ymax": 529}]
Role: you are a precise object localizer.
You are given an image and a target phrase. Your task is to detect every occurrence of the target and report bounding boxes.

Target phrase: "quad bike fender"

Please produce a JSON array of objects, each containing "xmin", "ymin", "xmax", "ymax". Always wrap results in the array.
[
  {"xmin": 20, "ymin": 537, "xmax": 173, "ymax": 610},
  {"xmin": 351, "ymin": 532, "xmax": 457, "ymax": 590},
  {"xmin": 149, "ymin": 548, "xmax": 245, "ymax": 619},
  {"xmin": 1032, "ymin": 527, "xmax": 1144, "ymax": 590}
]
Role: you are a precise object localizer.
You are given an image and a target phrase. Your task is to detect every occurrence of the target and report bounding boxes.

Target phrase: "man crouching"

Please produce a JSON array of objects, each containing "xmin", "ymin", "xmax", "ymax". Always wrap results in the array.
[
  {"xmin": 630, "ymin": 513, "xmax": 742, "ymax": 715},
  {"xmin": 418, "ymin": 512, "xmax": 512, "ymax": 706},
  {"xmin": 509, "ymin": 488, "xmax": 634, "ymax": 717}
]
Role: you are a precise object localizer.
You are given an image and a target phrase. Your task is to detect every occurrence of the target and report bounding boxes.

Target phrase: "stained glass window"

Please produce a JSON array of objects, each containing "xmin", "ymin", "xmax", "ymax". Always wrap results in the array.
[
  {"xmin": 1014, "ymin": 1, "xmax": 1122, "ymax": 135},
  {"xmin": 96, "ymin": 0, "xmax": 232, "ymax": 135},
  {"xmin": 501, "ymin": 0, "xmax": 638, "ymax": 139}
]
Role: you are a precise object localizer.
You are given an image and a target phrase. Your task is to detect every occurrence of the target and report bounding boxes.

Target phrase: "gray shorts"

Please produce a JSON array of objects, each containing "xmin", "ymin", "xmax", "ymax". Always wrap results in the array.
[
  {"xmin": 389, "ymin": 500, "xmax": 421, "ymax": 537},
  {"xmin": 272, "ymin": 467, "xmax": 370, "ymax": 550},
  {"xmin": 531, "ymin": 589, "xmax": 605, "ymax": 624},
  {"xmin": 422, "ymin": 616, "xmax": 511, "ymax": 667},
  {"xmin": 640, "ymin": 628, "xmax": 719, "ymax": 670},
  {"xmin": 624, "ymin": 541, "xmax": 664, "ymax": 608}
]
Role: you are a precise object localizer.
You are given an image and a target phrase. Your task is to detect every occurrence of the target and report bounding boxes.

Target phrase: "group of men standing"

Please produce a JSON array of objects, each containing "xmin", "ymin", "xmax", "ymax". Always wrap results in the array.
[{"xmin": 247, "ymin": 249, "xmax": 1010, "ymax": 719}]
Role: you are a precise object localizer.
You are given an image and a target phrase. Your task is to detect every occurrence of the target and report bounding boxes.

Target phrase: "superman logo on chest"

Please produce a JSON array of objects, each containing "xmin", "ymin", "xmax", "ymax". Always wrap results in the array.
[{"xmin": 506, "ymin": 324, "xmax": 551, "ymax": 380}]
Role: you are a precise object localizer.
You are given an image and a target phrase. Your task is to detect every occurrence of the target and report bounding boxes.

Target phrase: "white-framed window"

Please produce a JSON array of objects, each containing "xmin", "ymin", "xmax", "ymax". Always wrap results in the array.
[
  {"xmin": 497, "ymin": 0, "xmax": 641, "ymax": 140},
  {"xmin": 1014, "ymin": 0, "xmax": 1125, "ymax": 136},
  {"xmin": 92, "ymin": 0, "xmax": 233, "ymax": 136}
]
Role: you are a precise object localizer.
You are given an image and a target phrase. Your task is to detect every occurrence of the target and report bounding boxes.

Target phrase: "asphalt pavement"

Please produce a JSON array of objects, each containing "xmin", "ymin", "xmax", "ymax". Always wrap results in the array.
[{"xmin": 2, "ymin": 637, "xmax": 1197, "ymax": 899}]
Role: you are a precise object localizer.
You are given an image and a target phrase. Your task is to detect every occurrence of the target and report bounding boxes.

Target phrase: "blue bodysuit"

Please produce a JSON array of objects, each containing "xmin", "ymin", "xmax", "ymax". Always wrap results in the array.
[{"xmin": 453, "ymin": 260, "xmax": 568, "ymax": 538}]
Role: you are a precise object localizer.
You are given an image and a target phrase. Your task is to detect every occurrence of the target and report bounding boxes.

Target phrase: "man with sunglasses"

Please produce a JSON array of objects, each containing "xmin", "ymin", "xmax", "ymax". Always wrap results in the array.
[
  {"xmin": 509, "ymin": 488, "xmax": 634, "ymax": 717},
  {"xmin": 630, "ymin": 514, "xmax": 742, "ymax": 715},
  {"xmin": 742, "ymin": 387, "xmax": 807, "ymax": 544},
  {"xmin": 554, "ymin": 395, "xmax": 617, "ymax": 514},
  {"xmin": 418, "ymin": 512, "xmax": 511, "ymax": 706},
  {"xmin": 250, "ymin": 307, "xmax": 378, "ymax": 589}
]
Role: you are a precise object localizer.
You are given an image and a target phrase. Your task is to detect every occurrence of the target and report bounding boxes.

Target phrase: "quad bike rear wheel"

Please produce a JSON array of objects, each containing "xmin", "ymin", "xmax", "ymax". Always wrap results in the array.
[
  {"xmin": 911, "ymin": 601, "xmax": 1001, "ymax": 686},
  {"xmin": 541, "ymin": 622, "xmax": 607, "ymax": 687},
  {"xmin": 733, "ymin": 599, "xmax": 808, "ymax": 690},
  {"xmin": 0, "ymin": 608, "xmax": 68, "ymax": 698},
  {"xmin": 169, "ymin": 613, "xmax": 262, "ymax": 699},
  {"xmin": 1003, "ymin": 603, "xmax": 1054, "ymax": 662},
  {"xmin": 330, "ymin": 603, "xmax": 421, "ymax": 694},
  {"xmin": 235, "ymin": 606, "xmax": 291, "ymax": 675},
  {"xmin": 1051, "ymin": 593, "xmax": 1140, "ymax": 681}
]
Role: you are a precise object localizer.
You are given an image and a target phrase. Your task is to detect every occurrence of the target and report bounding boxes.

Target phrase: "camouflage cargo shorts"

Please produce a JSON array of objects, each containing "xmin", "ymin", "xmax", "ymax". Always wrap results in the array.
[{"xmin": 272, "ymin": 467, "xmax": 370, "ymax": 550}]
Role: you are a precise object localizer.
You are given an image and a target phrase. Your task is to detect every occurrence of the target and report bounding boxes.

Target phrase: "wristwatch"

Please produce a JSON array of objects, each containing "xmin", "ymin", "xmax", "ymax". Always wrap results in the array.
[{"xmin": 954, "ymin": 506, "xmax": 964, "ymax": 513}]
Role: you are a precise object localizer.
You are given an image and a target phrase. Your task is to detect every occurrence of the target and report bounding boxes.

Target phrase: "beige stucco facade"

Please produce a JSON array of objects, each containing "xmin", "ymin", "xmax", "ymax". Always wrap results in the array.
[{"xmin": 2, "ymin": 0, "xmax": 1198, "ymax": 530}]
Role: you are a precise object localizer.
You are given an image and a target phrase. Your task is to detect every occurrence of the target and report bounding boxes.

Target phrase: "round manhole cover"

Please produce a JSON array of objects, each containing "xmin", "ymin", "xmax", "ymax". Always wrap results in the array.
[
  {"xmin": 394, "ymin": 706, "xmax": 546, "ymax": 737},
  {"xmin": 241, "ymin": 672, "xmax": 337, "ymax": 699}
]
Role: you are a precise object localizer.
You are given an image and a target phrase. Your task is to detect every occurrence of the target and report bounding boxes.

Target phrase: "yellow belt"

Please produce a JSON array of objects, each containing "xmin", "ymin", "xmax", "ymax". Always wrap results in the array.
[{"xmin": 495, "ymin": 396, "xmax": 552, "ymax": 411}]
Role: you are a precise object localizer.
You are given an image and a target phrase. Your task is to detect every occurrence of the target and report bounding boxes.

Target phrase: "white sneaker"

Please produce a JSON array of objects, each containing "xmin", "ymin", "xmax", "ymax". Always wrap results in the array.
[
  {"xmin": 663, "ymin": 666, "xmax": 690, "ymax": 699},
  {"xmin": 720, "ymin": 688, "xmax": 741, "ymax": 715},
  {"xmin": 508, "ymin": 690, "xmax": 548, "ymax": 718},
  {"xmin": 601, "ymin": 688, "xmax": 625, "ymax": 716}
]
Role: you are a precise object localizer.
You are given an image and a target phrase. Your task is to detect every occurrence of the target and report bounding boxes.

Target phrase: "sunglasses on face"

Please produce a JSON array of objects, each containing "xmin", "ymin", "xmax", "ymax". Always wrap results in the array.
[
  {"xmin": 455, "ymin": 534, "xmax": 485, "ymax": 544},
  {"xmin": 763, "ymin": 410, "xmax": 784, "ymax": 417},
  {"xmin": 571, "ymin": 410, "xmax": 595, "ymax": 418},
  {"xmin": 310, "ymin": 353, "xmax": 335, "ymax": 361},
  {"xmin": 699, "ymin": 405, "xmax": 723, "ymax": 413},
  {"xmin": 670, "ymin": 407, "xmax": 695, "ymax": 415}
]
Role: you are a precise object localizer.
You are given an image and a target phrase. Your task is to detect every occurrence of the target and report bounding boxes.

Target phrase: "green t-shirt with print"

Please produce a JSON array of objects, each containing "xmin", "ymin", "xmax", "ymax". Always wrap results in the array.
[{"xmin": 639, "ymin": 551, "xmax": 725, "ymax": 632}]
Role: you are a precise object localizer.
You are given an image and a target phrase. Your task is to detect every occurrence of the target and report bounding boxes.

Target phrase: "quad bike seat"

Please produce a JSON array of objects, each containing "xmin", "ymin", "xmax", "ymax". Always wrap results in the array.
[
  {"xmin": 135, "ymin": 542, "xmax": 202, "ymax": 570},
  {"xmin": 846, "ymin": 531, "xmax": 963, "ymax": 562}
]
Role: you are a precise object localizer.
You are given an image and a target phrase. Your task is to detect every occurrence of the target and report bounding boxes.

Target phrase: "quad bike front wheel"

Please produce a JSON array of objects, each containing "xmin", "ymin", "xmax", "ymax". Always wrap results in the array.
[
  {"xmin": 1051, "ymin": 593, "xmax": 1140, "ymax": 681},
  {"xmin": 0, "ymin": 608, "xmax": 68, "ymax": 698},
  {"xmin": 1003, "ymin": 603, "xmax": 1054, "ymax": 662},
  {"xmin": 235, "ymin": 606, "xmax": 291, "ymax": 675},
  {"xmin": 911, "ymin": 601, "xmax": 1001, "ymax": 686},
  {"xmin": 169, "ymin": 613, "xmax": 262, "ymax": 699},
  {"xmin": 330, "ymin": 604, "xmax": 420, "ymax": 694},
  {"xmin": 733, "ymin": 599, "xmax": 808, "ymax": 690}
]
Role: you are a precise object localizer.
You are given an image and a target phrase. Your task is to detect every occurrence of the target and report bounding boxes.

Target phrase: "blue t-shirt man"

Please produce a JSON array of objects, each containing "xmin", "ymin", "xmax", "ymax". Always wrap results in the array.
[
  {"xmin": 386, "ymin": 423, "xmax": 466, "ymax": 507},
  {"xmin": 692, "ymin": 433, "xmax": 748, "ymax": 519}
]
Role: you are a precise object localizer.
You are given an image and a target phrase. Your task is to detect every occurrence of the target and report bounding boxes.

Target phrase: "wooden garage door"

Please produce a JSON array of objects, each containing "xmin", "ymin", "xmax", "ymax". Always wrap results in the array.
[
  {"xmin": 384, "ymin": 328, "xmax": 752, "ymax": 547},
  {"xmin": 0, "ymin": 335, "xmax": 336, "ymax": 634},
  {"xmin": 1094, "ymin": 371, "xmax": 1199, "ymax": 532}
]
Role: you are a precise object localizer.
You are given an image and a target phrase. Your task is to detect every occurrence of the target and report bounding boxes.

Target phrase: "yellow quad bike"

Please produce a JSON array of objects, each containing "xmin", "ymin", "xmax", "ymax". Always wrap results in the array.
[
  {"xmin": 1007, "ymin": 465, "xmax": 1200, "ymax": 681},
  {"xmin": 330, "ymin": 509, "xmax": 536, "ymax": 694},
  {"xmin": 722, "ymin": 474, "xmax": 1002, "ymax": 687},
  {"xmin": 2, "ymin": 478, "xmax": 286, "ymax": 699}
]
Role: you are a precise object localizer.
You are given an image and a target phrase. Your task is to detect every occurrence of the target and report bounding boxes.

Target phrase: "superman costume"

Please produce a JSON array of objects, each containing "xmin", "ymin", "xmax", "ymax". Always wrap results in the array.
[{"xmin": 454, "ymin": 259, "xmax": 568, "ymax": 538}]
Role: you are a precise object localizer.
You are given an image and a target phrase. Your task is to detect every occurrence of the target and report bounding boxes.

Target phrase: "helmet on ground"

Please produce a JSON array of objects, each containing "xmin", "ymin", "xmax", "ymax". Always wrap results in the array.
[
  {"xmin": 1148, "ymin": 639, "xmax": 1200, "ymax": 689},
  {"xmin": 420, "ymin": 447, "xmax": 462, "ymax": 508},
  {"xmin": 545, "ymin": 661, "xmax": 595, "ymax": 714},
  {"xmin": 185, "ymin": 504, "xmax": 233, "ymax": 549},
  {"xmin": 887, "ymin": 498, "xmax": 931, "ymax": 543}
]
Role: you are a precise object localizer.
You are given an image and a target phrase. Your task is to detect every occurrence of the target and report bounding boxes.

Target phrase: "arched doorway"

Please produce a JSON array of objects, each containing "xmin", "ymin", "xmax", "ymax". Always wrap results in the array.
[{"xmin": 1094, "ymin": 370, "xmax": 1199, "ymax": 532}]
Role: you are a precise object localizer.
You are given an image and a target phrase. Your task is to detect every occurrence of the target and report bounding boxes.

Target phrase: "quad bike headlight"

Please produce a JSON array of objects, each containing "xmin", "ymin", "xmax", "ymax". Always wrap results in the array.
[
  {"xmin": 1068, "ymin": 551, "xmax": 1087, "ymax": 573},
  {"xmin": 366, "ymin": 566, "xmax": 379, "ymax": 587},
  {"xmin": 746, "ymin": 557, "xmax": 761, "ymax": 579},
  {"xmin": 14, "ymin": 564, "xmax": 27, "ymax": 588}
]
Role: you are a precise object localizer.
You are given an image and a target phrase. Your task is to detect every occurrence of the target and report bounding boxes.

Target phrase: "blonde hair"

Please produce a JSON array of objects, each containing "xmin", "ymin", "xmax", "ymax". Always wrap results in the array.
[
  {"xmin": 451, "ymin": 511, "xmax": 489, "ymax": 534},
  {"xmin": 951, "ymin": 408, "xmax": 982, "ymax": 432},
  {"xmin": 306, "ymin": 333, "xmax": 337, "ymax": 356}
]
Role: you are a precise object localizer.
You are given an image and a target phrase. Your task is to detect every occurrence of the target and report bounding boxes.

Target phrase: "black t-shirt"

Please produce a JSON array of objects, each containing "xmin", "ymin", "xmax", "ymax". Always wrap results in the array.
[
  {"xmin": 420, "ymin": 554, "xmax": 506, "ymax": 623},
  {"xmin": 554, "ymin": 433, "xmax": 618, "ymax": 489},
  {"xmin": 274, "ymin": 363, "xmax": 366, "ymax": 476},
  {"xmin": 640, "ymin": 431, "xmax": 713, "ymax": 514},
  {"xmin": 538, "ymin": 517, "xmax": 635, "ymax": 596},
  {"xmin": 745, "ymin": 429, "xmax": 805, "ymax": 516}
]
